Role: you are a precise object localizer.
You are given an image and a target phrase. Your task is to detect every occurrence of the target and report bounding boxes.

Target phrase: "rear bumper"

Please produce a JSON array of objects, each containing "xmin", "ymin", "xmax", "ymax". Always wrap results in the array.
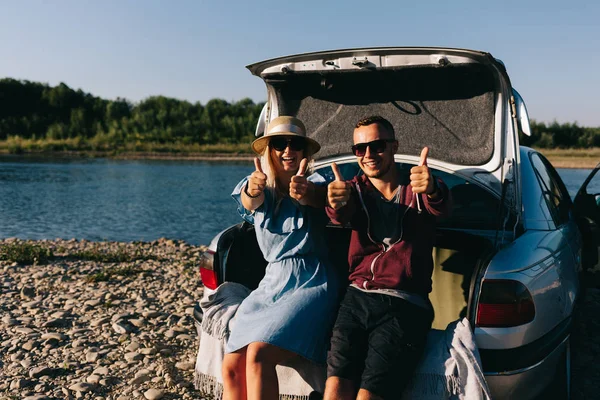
[
  {"xmin": 480, "ymin": 317, "xmax": 571, "ymax": 399},
  {"xmin": 479, "ymin": 317, "xmax": 571, "ymax": 372},
  {"xmin": 485, "ymin": 335, "xmax": 568, "ymax": 399}
]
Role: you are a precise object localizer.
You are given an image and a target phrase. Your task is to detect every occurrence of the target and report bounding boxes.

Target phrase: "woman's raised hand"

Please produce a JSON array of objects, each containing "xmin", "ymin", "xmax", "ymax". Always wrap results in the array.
[
  {"xmin": 246, "ymin": 158, "xmax": 267, "ymax": 197},
  {"xmin": 290, "ymin": 158, "xmax": 309, "ymax": 205}
]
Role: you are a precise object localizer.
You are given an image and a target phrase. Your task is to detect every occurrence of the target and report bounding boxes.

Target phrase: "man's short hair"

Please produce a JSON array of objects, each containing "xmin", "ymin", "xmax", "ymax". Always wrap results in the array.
[{"xmin": 355, "ymin": 116, "xmax": 395, "ymax": 139}]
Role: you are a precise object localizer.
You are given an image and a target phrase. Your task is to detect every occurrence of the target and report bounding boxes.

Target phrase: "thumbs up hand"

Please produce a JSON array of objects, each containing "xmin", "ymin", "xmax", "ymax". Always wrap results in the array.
[
  {"xmin": 409, "ymin": 147, "xmax": 436, "ymax": 195},
  {"xmin": 327, "ymin": 162, "xmax": 351, "ymax": 210},
  {"xmin": 290, "ymin": 158, "xmax": 310, "ymax": 205},
  {"xmin": 246, "ymin": 157, "xmax": 267, "ymax": 198}
]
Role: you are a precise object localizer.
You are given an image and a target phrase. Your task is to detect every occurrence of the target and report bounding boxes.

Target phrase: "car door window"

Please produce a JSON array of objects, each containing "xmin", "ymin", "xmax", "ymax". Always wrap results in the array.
[
  {"xmin": 530, "ymin": 153, "xmax": 572, "ymax": 226},
  {"xmin": 574, "ymin": 163, "xmax": 600, "ymax": 226}
]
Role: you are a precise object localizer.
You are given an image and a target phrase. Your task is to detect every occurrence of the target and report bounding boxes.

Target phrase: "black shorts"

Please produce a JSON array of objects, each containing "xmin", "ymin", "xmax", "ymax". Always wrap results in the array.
[{"xmin": 326, "ymin": 287, "xmax": 434, "ymax": 399}]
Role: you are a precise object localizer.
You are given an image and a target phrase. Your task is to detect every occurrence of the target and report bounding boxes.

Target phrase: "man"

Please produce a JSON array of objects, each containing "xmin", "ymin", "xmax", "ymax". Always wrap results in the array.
[{"xmin": 324, "ymin": 115, "xmax": 451, "ymax": 400}]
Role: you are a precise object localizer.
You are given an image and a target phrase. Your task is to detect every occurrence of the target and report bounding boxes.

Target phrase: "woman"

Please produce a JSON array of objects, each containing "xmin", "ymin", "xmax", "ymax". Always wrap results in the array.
[{"xmin": 222, "ymin": 116, "xmax": 340, "ymax": 400}]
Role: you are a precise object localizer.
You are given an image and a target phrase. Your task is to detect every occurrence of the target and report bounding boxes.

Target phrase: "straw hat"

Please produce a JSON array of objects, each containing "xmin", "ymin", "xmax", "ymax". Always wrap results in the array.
[{"xmin": 251, "ymin": 116, "xmax": 321, "ymax": 157}]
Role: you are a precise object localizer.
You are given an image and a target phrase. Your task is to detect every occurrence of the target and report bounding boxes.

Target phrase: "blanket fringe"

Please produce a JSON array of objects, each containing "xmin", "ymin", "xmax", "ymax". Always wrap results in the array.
[
  {"xmin": 405, "ymin": 372, "xmax": 461, "ymax": 398},
  {"xmin": 194, "ymin": 372, "xmax": 312, "ymax": 400},
  {"xmin": 194, "ymin": 372, "xmax": 223, "ymax": 399}
]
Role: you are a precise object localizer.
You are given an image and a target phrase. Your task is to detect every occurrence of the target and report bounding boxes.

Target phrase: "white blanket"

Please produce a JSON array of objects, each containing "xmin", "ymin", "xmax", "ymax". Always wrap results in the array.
[
  {"xmin": 195, "ymin": 283, "xmax": 490, "ymax": 400},
  {"xmin": 194, "ymin": 282, "xmax": 324, "ymax": 399},
  {"xmin": 403, "ymin": 318, "xmax": 492, "ymax": 400},
  {"xmin": 199, "ymin": 282, "xmax": 251, "ymax": 341}
]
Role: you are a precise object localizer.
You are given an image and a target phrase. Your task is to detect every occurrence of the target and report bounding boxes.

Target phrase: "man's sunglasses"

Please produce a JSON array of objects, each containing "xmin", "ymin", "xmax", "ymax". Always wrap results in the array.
[
  {"xmin": 351, "ymin": 139, "xmax": 396, "ymax": 157},
  {"xmin": 270, "ymin": 136, "xmax": 306, "ymax": 152}
]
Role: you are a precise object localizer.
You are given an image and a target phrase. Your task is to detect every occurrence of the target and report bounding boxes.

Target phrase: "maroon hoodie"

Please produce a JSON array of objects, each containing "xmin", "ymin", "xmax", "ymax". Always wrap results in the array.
[{"xmin": 326, "ymin": 174, "xmax": 451, "ymax": 296}]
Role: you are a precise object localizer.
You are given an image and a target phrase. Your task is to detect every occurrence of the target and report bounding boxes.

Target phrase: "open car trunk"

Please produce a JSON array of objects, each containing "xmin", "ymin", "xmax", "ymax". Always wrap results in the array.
[
  {"xmin": 216, "ymin": 222, "xmax": 495, "ymax": 331},
  {"xmin": 430, "ymin": 230, "xmax": 494, "ymax": 329},
  {"xmin": 247, "ymin": 47, "xmax": 523, "ymax": 218}
]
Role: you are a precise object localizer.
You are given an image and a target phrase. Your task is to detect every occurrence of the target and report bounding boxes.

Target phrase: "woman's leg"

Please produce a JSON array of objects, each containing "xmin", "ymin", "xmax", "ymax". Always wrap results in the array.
[
  {"xmin": 245, "ymin": 342, "xmax": 296, "ymax": 400},
  {"xmin": 222, "ymin": 348, "xmax": 248, "ymax": 400}
]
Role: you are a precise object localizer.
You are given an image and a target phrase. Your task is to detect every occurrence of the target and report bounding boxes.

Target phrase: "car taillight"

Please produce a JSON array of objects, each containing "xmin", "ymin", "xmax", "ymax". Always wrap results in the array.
[
  {"xmin": 199, "ymin": 250, "xmax": 218, "ymax": 290},
  {"xmin": 476, "ymin": 280, "xmax": 535, "ymax": 327}
]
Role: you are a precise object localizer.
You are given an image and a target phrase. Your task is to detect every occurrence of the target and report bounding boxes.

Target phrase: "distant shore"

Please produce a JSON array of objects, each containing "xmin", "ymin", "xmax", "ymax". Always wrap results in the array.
[
  {"xmin": 0, "ymin": 147, "xmax": 597, "ymax": 169},
  {"xmin": 535, "ymin": 148, "xmax": 599, "ymax": 169}
]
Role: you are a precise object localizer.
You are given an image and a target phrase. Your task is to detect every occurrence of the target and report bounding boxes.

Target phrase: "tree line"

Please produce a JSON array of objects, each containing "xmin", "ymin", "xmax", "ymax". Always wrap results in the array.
[
  {"xmin": 0, "ymin": 78, "xmax": 264, "ymax": 152},
  {"xmin": 0, "ymin": 78, "xmax": 598, "ymax": 151},
  {"xmin": 522, "ymin": 121, "xmax": 600, "ymax": 149}
]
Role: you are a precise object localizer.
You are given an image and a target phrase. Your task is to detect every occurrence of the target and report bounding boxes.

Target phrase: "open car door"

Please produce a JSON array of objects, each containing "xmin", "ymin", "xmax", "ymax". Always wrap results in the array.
[{"xmin": 574, "ymin": 162, "xmax": 600, "ymax": 273}]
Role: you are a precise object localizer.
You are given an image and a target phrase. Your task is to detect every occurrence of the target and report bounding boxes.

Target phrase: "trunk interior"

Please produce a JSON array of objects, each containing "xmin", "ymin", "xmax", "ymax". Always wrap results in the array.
[
  {"xmin": 430, "ymin": 230, "xmax": 494, "ymax": 329},
  {"xmin": 218, "ymin": 223, "xmax": 495, "ymax": 331}
]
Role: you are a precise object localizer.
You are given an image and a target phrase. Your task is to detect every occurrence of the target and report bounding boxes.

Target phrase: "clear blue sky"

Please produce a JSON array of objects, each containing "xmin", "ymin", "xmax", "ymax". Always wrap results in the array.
[{"xmin": 1, "ymin": 0, "xmax": 598, "ymax": 126}]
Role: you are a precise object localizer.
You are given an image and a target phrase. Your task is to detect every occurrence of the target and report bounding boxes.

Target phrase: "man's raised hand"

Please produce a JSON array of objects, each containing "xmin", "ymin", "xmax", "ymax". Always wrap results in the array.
[
  {"xmin": 327, "ymin": 162, "xmax": 351, "ymax": 210},
  {"xmin": 409, "ymin": 147, "xmax": 435, "ymax": 195}
]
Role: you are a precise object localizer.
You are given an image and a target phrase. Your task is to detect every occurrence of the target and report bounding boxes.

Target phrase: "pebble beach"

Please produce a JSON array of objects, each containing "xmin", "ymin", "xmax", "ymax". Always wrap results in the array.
[
  {"xmin": 0, "ymin": 238, "xmax": 206, "ymax": 400},
  {"xmin": 1, "ymin": 238, "xmax": 599, "ymax": 399}
]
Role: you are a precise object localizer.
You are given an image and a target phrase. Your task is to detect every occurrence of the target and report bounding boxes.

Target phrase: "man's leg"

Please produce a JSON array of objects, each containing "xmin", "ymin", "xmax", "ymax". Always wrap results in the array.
[
  {"xmin": 359, "ymin": 298, "xmax": 433, "ymax": 400},
  {"xmin": 356, "ymin": 388, "xmax": 384, "ymax": 400},
  {"xmin": 324, "ymin": 376, "xmax": 356, "ymax": 400},
  {"xmin": 324, "ymin": 288, "xmax": 369, "ymax": 400}
]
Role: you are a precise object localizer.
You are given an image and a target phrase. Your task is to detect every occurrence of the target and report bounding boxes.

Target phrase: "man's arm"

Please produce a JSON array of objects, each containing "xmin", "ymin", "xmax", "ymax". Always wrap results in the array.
[
  {"xmin": 410, "ymin": 147, "xmax": 451, "ymax": 217},
  {"xmin": 422, "ymin": 177, "xmax": 452, "ymax": 217},
  {"xmin": 325, "ymin": 162, "xmax": 356, "ymax": 225}
]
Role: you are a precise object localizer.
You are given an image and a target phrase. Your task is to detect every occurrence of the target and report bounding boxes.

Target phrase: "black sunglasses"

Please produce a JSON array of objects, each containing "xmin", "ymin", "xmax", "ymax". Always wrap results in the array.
[
  {"xmin": 270, "ymin": 136, "xmax": 306, "ymax": 152},
  {"xmin": 351, "ymin": 139, "xmax": 396, "ymax": 157}
]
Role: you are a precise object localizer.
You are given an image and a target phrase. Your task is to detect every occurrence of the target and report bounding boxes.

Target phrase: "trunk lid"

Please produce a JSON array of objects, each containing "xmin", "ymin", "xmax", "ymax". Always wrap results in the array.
[{"xmin": 247, "ymin": 47, "xmax": 522, "ymax": 220}]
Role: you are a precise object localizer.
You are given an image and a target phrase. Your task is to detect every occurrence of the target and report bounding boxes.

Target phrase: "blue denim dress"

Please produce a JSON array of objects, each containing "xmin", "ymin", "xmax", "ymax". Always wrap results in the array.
[{"xmin": 224, "ymin": 176, "xmax": 340, "ymax": 363}]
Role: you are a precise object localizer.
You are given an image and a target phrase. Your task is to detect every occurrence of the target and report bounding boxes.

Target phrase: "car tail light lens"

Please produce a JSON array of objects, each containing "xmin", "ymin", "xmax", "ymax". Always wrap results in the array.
[
  {"xmin": 476, "ymin": 280, "xmax": 535, "ymax": 327},
  {"xmin": 199, "ymin": 250, "xmax": 218, "ymax": 290}
]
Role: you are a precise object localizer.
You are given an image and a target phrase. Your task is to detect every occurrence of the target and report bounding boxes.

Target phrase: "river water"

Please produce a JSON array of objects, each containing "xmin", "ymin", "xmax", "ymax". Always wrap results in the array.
[{"xmin": 0, "ymin": 156, "xmax": 596, "ymax": 245}]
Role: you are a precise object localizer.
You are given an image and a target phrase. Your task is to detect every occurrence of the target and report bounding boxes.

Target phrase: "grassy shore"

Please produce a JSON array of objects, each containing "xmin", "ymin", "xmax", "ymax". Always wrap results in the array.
[
  {"xmin": 535, "ymin": 148, "xmax": 600, "ymax": 169},
  {"xmin": 0, "ymin": 137, "xmax": 255, "ymax": 159},
  {"xmin": 0, "ymin": 138, "xmax": 597, "ymax": 168}
]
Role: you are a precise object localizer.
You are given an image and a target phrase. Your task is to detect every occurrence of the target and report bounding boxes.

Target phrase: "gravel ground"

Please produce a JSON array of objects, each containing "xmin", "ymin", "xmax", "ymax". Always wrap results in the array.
[
  {"xmin": 1, "ymin": 238, "xmax": 599, "ymax": 399},
  {"xmin": 0, "ymin": 238, "xmax": 206, "ymax": 400}
]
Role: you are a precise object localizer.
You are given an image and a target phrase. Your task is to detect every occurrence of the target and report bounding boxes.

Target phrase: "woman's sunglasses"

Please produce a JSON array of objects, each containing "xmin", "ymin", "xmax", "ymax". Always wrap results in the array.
[
  {"xmin": 351, "ymin": 139, "xmax": 396, "ymax": 157},
  {"xmin": 270, "ymin": 136, "xmax": 306, "ymax": 152}
]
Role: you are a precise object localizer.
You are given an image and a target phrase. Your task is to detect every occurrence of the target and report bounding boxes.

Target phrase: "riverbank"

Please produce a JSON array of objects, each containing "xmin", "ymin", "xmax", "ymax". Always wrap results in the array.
[
  {"xmin": 538, "ymin": 148, "xmax": 600, "ymax": 169},
  {"xmin": 0, "ymin": 146, "xmax": 597, "ymax": 168},
  {"xmin": 0, "ymin": 238, "xmax": 207, "ymax": 399},
  {"xmin": 1, "ymin": 239, "xmax": 600, "ymax": 399}
]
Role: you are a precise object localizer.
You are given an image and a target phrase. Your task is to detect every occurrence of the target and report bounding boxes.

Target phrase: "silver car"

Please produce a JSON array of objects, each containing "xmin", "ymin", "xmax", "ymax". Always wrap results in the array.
[{"xmin": 195, "ymin": 47, "xmax": 600, "ymax": 399}]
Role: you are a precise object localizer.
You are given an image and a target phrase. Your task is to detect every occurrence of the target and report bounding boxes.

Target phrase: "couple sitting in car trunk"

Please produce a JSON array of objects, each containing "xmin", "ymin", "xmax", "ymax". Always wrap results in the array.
[{"xmin": 222, "ymin": 115, "xmax": 451, "ymax": 400}]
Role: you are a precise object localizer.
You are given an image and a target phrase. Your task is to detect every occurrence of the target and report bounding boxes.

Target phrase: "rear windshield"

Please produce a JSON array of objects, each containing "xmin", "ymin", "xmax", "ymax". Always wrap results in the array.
[{"xmin": 314, "ymin": 162, "xmax": 501, "ymax": 231}]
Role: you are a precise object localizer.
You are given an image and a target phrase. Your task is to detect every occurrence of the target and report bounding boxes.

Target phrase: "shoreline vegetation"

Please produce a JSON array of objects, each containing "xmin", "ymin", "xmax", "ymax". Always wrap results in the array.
[
  {"xmin": 1, "ymin": 78, "xmax": 598, "ymax": 169},
  {"xmin": 0, "ymin": 139, "xmax": 597, "ymax": 168}
]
